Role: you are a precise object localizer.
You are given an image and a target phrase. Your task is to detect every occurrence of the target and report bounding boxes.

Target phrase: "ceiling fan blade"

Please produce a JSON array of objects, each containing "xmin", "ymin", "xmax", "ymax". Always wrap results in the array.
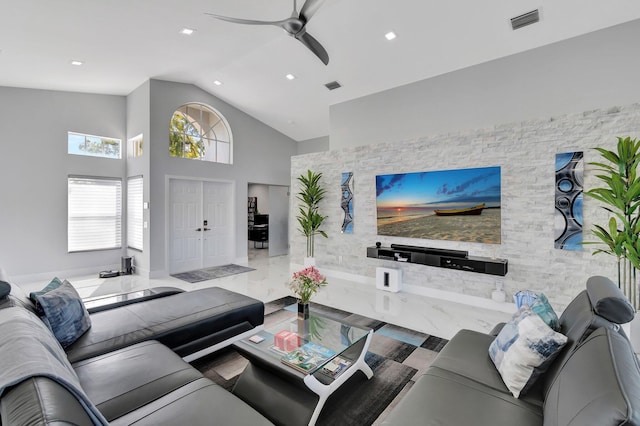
[
  {"xmin": 299, "ymin": 0, "xmax": 325, "ymax": 22},
  {"xmin": 204, "ymin": 12, "xmax": 285, "ymax": 27},
  {"xmin": 295, "ymin": 31, "xmax": 329, "ymax": 65}
]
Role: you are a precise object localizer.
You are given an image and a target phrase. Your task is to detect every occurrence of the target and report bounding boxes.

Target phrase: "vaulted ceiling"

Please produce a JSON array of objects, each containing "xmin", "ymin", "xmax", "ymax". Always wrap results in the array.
[{"xmin": 2, "ymin": 1, "xmax": 640, "ymax": 141}]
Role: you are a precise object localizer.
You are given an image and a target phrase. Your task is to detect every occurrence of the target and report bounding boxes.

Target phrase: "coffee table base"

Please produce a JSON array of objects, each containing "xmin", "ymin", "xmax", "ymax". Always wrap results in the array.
[{"xmin": 233, "ymin": 330, "xmax": 374, "ymax": 426}]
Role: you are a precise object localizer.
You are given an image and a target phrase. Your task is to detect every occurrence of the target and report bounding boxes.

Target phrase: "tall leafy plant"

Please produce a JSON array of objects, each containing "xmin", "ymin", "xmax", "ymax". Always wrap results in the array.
[
  {"xmin": 584, "ymin": 136, "xmax": 640, "ymax": 309},
  {"xmin": 296, "ymin": 170, "xmax": 328, "ymax": 258}
]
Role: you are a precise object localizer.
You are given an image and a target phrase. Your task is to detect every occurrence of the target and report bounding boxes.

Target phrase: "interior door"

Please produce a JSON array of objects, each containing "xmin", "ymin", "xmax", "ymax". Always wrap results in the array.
[
  {"xmin": 268, "ymin": 185, "xmax": 289, "ymax": 257},
  {"xmin": 202, "ymin": 181, "xmax": 234, "ymax": 267},
  {"xmin": 169, "ymin": 179, "xmax": 202, "ymax": 273}
]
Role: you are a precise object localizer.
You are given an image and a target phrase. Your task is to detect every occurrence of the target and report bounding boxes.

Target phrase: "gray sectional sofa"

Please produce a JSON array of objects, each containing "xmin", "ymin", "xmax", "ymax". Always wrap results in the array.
[
  {"xmin": 382, "ymin": 276, "xmax": 640, "ymax": 426},
  {"xmin": 0, "ymin": 280, "xmax": 274, "ymax": 425}
]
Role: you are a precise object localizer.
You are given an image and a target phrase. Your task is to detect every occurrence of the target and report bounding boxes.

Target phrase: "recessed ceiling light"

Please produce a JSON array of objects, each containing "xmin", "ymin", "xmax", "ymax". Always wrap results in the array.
[
  {"xmin": 285, "ymin": 73, "xmax": 296, "ymax": 80},
  {"xmin": 385, "ymin": 31, "xmax": 397, "ymax": 41},
  {"xmin": 180, "ymin": 28, "xmax": 195, "ymax": 35},
  {"xmin": 213, "ymin": 80, "xmax": 223, "ymax": 86},
  {"xmin": 70, "ymin": 60, "xmax": 83, "ymax": 66}
]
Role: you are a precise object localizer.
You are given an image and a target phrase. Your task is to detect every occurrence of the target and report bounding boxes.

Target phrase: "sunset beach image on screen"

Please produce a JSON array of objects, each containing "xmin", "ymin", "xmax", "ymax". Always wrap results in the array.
[{"xmin": 375, "ymin": 166, "xmax": 501, "ymax": 244}]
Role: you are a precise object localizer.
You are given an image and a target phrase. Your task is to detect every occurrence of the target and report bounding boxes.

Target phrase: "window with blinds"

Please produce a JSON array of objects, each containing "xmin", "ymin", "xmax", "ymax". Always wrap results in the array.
[
  {"xmin": 68, "ymin": 177, "xmax": 122, "ymax": 252},
  {"xmin": 127, "ymin": 176, "xmax": 143, "ymax": 251}
]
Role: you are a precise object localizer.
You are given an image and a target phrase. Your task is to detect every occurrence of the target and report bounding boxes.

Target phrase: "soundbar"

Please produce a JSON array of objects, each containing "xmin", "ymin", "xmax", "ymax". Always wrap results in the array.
[
  {"xmin": 367, "ymin": 244, "xmax": 508, "ymax": 276},
  {"xmin": 390, "ymin": 244, "xmax": 468, "ymax": 259}
]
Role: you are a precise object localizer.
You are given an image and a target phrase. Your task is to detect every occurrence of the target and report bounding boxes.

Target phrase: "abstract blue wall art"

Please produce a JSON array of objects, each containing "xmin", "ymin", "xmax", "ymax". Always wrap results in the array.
[
  {"xmin": 554, "ymin": 152, "xmax": 583, "ymax": 250},
  {"xmin": 341, "ymin": 172, "xmax": 354, "ymax": 234},
  {"xmin": 376, "ymin": 166, "xmax": 501, "ymax": 243}
]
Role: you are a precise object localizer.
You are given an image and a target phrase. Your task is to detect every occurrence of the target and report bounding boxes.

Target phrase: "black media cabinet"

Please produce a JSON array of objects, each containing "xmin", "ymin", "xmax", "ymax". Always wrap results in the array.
[{"xmin": 367, "ymin": 244, "xmax": 508, "ymax": 276}]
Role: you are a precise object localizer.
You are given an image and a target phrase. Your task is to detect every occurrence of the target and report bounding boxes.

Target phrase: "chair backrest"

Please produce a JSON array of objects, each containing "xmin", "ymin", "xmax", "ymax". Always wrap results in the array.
[
  {"xmin": 533, "ymin": 276, "xmax": 633, "ymax": 398},
  {"xmin": 543, "ymin": 327, "xmax": 640, "ymax": 426}
]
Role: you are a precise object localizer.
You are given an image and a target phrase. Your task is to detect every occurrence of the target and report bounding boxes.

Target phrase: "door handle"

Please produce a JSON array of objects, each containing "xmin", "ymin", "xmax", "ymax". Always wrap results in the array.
[
  {"xmin": 203, "ymin": 227, "xmax": 211, "ymax": 231},
  {"xmin": 195, "ymin": 228, "xmax": 202, "ymax": 232}
]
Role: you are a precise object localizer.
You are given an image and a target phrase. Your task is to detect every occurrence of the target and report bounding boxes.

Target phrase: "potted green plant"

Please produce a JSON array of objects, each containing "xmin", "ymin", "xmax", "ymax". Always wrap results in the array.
[
  {"xmin": 296, "ymin": 170, "xmax": 328, "ymax": 265},
  {"xmin": 584, "ymin": 136, "xmax": 640, "ymax": 310}
]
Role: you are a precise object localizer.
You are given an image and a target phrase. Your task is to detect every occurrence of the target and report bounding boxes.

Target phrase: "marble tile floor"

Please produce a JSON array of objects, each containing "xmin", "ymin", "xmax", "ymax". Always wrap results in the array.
[{"xmin": 21, "ymin": 251, "xmax": 512, "ymax": 340}]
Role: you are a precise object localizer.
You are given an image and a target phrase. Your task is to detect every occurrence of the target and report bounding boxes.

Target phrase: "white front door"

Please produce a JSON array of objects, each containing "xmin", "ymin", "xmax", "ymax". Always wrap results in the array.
[
  {"xmin": 202, "ymin": 181, "xmax": 234, "ymax": 267},
  {"xmin": 169, "ymin": 179, "xmax": 234, "ymax": 274}
]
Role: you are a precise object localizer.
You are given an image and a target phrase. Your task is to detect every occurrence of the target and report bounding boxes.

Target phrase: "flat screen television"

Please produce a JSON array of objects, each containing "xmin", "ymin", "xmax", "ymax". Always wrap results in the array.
[{"xmin": 376, "ymin": 166, "xmax": 501, "ymax": 244}]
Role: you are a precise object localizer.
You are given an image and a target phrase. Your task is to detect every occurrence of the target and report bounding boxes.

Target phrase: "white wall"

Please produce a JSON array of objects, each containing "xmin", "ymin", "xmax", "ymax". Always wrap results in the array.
[
  {"xmin": 330, "ymin": 19, "xmax": 640, "ymax": 150},
  {"xmin": 0, "ymin": 87, "xmax": 126, "ymax": 281},
  {"xmin": 147, "ymin": 80, "xmax": 297, "ymax": 276},
  {"xmin": 293, "ymin": 104, "xmax": 640, "ymax": 310}
]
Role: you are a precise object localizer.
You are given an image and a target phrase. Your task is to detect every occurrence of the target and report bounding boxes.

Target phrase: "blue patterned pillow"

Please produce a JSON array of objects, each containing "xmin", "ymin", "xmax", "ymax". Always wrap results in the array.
[
  {"xmin": 35, "ymin": 280, "xmax": 91, "ymax": 347},
  {"xmin": 30, "ymin": 277, "xmax": 63, "ymax": 314},
  {"xmin": 530, "ymin": 293, "xmax": 560, "ymax": 331},
  {"xmin": 489, "ymin": 305, "xmax": 567, "ymax": 398}
]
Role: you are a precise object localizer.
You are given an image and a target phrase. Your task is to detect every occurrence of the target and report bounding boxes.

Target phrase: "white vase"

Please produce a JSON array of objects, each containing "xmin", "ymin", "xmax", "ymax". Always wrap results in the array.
[{"xmin": 304, "ymin": 257, "xmax": 316, "ymax": 267}]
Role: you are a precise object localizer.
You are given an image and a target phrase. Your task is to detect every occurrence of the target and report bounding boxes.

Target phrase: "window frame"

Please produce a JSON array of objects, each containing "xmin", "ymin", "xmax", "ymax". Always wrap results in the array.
[
  {"xmin": 68, "ymin": 131, "xmax": 122, "ymax": 159},
  {"xmin": 127, "ymin": 175, "xmax": 144, "ymax": 251},
  {"xmin": 169, "ymin": 103, "xmax": 233, "ymax": 164},
  {"xmin": 68, "ymin": 176, "xmax": 123, "ymax": 253}
]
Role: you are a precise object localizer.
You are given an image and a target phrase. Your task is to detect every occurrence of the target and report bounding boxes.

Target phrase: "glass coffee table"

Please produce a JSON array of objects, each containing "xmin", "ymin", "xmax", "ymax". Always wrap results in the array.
[{"xmin": 232, "ymin": 309, "xmax": 374, "ymax": 426}]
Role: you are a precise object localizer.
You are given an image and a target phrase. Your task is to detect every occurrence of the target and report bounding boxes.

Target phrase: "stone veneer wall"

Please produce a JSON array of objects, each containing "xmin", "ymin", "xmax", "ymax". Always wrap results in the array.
[{"xmin": 291, "ymin": 103, "xmax": 640, "ymax": 309}]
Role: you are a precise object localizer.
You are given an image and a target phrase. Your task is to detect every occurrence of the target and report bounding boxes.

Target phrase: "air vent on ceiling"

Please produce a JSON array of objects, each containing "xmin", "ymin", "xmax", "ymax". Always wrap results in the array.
[
  {"xmin": 510, "ymin": 9, "xmax": 539, "ymax": 30},
  {"xmin": 324, "ymin": 81, "xmax": 342, "ymax": 91}
]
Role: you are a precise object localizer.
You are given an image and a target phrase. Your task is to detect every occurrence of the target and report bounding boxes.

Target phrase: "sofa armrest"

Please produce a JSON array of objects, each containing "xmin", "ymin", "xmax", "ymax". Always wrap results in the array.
[
  {"xmin": 84, "ymin": 287, "xmax": 184, "ymax": 313},
  {"xmin": 489, "ymin": 322, "xmax": 506, "ymax": 336}
]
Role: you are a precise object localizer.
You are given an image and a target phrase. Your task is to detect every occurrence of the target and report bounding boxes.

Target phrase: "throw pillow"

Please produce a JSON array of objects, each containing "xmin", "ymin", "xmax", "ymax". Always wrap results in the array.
[
  {"xmin": 30, "ymin": 277, "xmax": 63, "ymax": 314},
  {"xmin": 530, "ymin": 293, "xmax": 560, "ymax": 331},
  {"xmin": 35, "ymin": 280, "xmax": 91, "ymax": 348},
  {"xmin": 513, "ymin": 290, "xmax": 538, "ymax": 309},
  {"xmin": 489, "ymin": 305, "xmax": 567, "ymax": 398}
]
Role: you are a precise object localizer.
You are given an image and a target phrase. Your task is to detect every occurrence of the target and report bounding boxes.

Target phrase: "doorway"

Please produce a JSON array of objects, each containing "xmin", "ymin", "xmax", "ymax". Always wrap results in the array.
[
  {"xmin": 248, "ymin": 183, "xmax": 289, "ymax": 258},
  {"xmin": 169, "ymin": 178, "xmax": 234, "ymax": 273}
]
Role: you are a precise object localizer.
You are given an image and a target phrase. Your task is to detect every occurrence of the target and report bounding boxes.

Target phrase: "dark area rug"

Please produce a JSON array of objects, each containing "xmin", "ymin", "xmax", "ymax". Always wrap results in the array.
[
  {"xmin": 171, "ymin": 264, "xmax": 255, "ymax": 283},
  {"xmin": 191, "ymin": 298, "xmax": 448, "ymax": 425}
]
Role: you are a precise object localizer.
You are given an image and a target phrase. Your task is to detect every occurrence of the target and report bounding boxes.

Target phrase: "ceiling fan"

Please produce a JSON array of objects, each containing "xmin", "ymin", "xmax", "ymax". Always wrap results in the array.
[{"xmin": 205, "ymin": 0, "xmax": 329, "ymax": 65}]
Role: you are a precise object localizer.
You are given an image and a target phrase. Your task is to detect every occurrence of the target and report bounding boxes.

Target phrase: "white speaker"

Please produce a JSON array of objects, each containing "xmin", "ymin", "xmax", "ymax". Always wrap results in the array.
[{"xmin": 376, "ymin": 267, "xmax": 402, "ymax": 292}]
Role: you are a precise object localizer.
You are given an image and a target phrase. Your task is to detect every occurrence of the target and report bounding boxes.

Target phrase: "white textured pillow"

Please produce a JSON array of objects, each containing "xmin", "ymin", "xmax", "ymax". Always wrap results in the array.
[{"xmin": 489, "ymin": 305, "xmax": 567, "ymax": 398}]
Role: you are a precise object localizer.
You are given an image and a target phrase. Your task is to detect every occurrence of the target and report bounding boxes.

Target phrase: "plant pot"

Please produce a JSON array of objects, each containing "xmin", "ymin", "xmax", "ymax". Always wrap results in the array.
[
  {"xmin": 304, "ymin": 257, "xmax": 315, "ymax": 267},
  {"xmin": 297, "ymin": 302, "xmax": 310, "ymax": 339}
]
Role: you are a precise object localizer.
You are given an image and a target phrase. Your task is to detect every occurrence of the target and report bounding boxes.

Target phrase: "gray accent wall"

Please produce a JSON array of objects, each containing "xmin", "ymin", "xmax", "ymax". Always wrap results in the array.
[
  {"xmin": 330, "ymin": 19, "xmax": 640, "ymax": 150},
  {"xmin": 297, "ymin": 136, "xmax": 330, "ymax": 155},
  {"xmin": 147, "ymin": 80, "xmax": 297, "ymax": 276},
  {"xmin": 125, "ymin": 80, "xmax": 151, "ymax": 275},
  {"xmin": 0, "ymin": 87, "xmax": 126, "ymax": 280}
]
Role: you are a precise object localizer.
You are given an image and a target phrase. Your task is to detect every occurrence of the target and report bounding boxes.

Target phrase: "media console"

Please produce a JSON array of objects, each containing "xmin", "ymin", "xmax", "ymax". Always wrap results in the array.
[{"xmin": 367, "ymin": 244, "xmax": 508, "ymax": 276}]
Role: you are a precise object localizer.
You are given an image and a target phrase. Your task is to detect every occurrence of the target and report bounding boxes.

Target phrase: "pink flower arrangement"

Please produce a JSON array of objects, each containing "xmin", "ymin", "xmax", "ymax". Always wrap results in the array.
[{"xmin": 289, "ymin": 266, "xmax": 328, "ymax": 304}]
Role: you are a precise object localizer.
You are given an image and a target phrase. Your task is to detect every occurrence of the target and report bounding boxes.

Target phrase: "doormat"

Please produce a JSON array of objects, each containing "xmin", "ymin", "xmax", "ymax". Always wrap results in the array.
[
  {"xmin": 171, "ymin": 264, "xmax": 255, "ymax": 283},
  {"xmin": 191, "ymin": 298, "xmax": 448, "ymax": 425}
]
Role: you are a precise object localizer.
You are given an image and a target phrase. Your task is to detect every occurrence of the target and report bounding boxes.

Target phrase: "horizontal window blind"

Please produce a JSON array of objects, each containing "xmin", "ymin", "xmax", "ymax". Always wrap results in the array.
[
  {"xmin": 68, "ymin": 177, "xmax": 122, "ymax": 252},
  {"xmin": 127, "ymin": 176, "xmax": 143, "ymax": 251}
]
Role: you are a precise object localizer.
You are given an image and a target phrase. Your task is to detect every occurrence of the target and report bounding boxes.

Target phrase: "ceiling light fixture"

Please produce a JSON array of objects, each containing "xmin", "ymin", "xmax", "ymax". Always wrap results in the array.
[
  {"xmin": 70, "ymin": 60, "xmax": 83, "ymax": 66},
  {"xmin": 385, "ymin": 31, "xmax": 397, "ymax": 41},
  {"xmin": 180, "ymin": 28, "xmax": 195, "ymax": 35},
  {"xmin": 213, "ymin": 80, "xmax": 223, "ymax": 86},
  {"xmin": 286, "ymin": 74, "xmax": 296, "ymax": 80}
]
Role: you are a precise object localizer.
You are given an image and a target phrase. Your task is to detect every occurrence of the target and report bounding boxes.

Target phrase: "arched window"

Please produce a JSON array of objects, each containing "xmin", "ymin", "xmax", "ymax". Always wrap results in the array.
[{"xmin": 169, "ymin": 103, "xmax": 232, "ymax": 164}]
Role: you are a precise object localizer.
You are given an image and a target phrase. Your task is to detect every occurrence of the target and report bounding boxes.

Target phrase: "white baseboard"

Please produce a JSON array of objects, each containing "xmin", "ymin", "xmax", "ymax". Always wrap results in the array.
[{"xmin": 11, "ymin": 264, "xmax": 121, "ymax": 286}]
